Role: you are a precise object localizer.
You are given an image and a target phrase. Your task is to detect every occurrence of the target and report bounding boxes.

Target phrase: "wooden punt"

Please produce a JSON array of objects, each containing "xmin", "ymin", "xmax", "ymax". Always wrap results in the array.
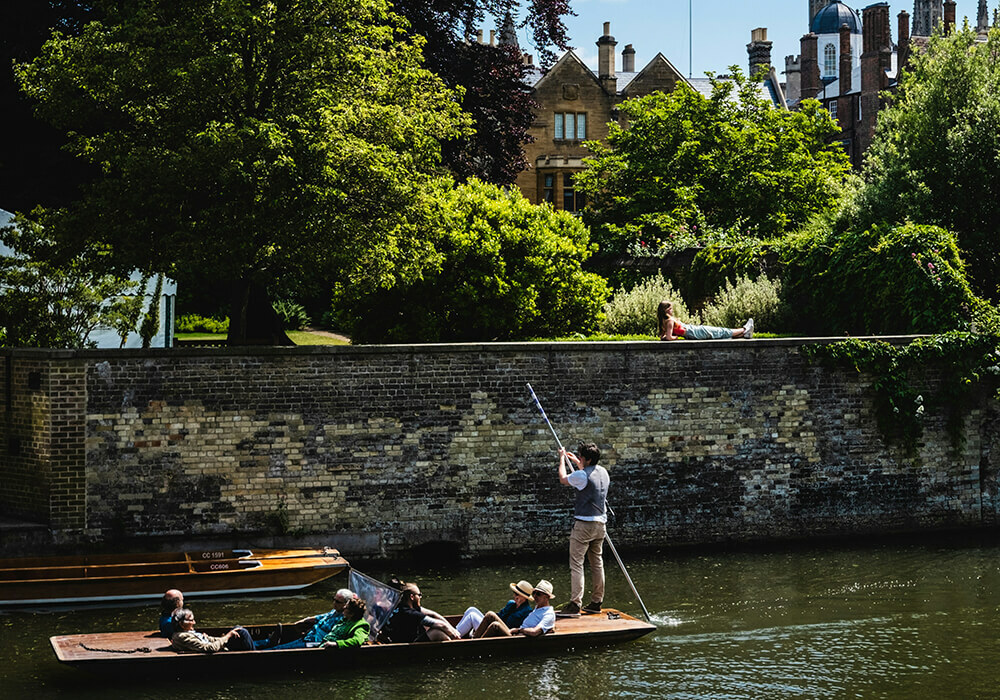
[
  {"xmin": 50, "ymin": 609, "xmax": 656, "ymax": 676},
  {"xmin": 0, "ymin": 547, "xmax": 348, "ymax": 606}
]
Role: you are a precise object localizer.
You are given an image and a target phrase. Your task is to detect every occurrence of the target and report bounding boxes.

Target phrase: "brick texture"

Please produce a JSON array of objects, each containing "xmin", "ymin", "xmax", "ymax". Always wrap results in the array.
[{"xmin": 1, "ymin": 340, "xmax": 994, "ymax": 558}]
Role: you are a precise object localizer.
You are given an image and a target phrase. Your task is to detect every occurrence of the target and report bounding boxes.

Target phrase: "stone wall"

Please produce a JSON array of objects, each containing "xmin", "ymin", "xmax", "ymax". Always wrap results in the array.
[{"xmin": 1, "ymin": 340, "xmax": 995, "ymax": 559}]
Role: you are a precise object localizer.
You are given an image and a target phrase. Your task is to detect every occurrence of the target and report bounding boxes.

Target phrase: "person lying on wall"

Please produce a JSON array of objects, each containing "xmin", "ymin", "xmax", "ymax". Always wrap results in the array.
[{"xmin": 382, "ymin": 581, "xmax": 461, "ymax": 643}]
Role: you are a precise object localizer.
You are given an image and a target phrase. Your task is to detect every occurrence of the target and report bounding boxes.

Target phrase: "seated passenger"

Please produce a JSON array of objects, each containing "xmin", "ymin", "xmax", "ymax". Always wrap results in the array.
[
  {"xmin": 170, "ymin": 608, "xmax": 258, "ymax": 653},
  {"xmin": 320, "ymin": 598, "xmax": 371, "ymax": 650},
  {"xmin": 158, "ymin": 588, "xmax": 184, "ymax": 637},
  {"xmin": 454, "ymin": 579, "xmax": 534, "ymax": 638},
  {"xmin": 479, "ymin": 580, "xmax": 557, "ymax": 638},
  {"xmin": 382, "ymin": 582, "xmax": 460, "ymax": 642},
  {"xmin": 271, "ymin": 588, "xmax": 357, "ymax": 650}
]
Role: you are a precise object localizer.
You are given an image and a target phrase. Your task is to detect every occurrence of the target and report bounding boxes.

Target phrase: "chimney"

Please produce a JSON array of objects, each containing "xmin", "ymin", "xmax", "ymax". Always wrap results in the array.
[
  {"xmin": 622, "ymin": 44, "xmax": 635, "ymax": 72},
  {"xmin": 839, "ymin": 22, "xmax": 852, "ymax": 97},
  {"xmin": 898, "ymin": 10, "xmax": 910, "ymax": 67},
  {"xmin": 489, "ymin": 29, "xmax": 495, "ymax": 46},
  {"xmin": 944, "ymin": 0, "xmax": 956, "ymax": 33},
  {"xmin": 597, "ymin": 22, "xmax": 618, "ymax": 94},
  {"xmin": 747, "ymin": 27, "xmax": 773, "ymax": 79},
  {"xmin": 476, "ymin": 29, "xmax": 483, "ymax": 44},
  {"xmin": 861, "ymin": 3, "xmax": 891, "ymax": 154},
  {"xmin": 800, "ymin": 33, "xmax": 820, "ymax": 103}
]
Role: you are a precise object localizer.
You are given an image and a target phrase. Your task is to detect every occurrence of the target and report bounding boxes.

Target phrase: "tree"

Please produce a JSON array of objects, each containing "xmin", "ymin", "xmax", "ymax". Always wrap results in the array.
[
  {"xmin": 0, "ymin": 215, "xmax": 140, "ymax": 348},
  {"xmin": 854, "ymin": 24, "xmax": 1000, "ymax": 301},
  {"xmin": 15, "ymin": 0, "xmax": 471, "ymax": 344},
  {"xmin": 576, "ymin": 69, "xmax": 852, "ymax": 255},
  {"xmin": 392, "ymin": 0, "xmax": 573, "ymax": 185},
  {"xmin": 334, "ymin": 178, "xmax": 610, "ymax": 343}
]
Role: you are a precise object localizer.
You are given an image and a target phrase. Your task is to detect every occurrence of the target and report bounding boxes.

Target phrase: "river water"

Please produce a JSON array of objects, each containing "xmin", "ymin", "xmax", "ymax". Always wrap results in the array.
[{"xmin": 3, "ymin": 536, "xmax": 1000, "ymax": 699}]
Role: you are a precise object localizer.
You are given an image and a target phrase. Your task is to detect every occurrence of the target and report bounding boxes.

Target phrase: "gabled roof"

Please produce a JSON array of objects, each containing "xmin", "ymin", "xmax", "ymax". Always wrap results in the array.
[
  {"xmin": 529, "ymin": 49, "xmax": 600, "ymax": 90},
  {"xmin": 620, "ymin": 52, "xmax": 691, "ymax": 95}
]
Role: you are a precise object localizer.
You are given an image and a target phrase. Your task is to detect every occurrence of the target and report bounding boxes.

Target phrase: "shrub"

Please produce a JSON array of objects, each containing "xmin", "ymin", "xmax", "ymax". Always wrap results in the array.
[
  {"xmin": 273, "ymin": 299, "xmax": 310, "ymax": 331},
  {"xmin": 701, "ymin": 273, "xmax": 787, "ymax": 331},
  {"xmin": 336, "ymin": 179, "xmax": 610, "ymax": 343},
  {"xmin": 599, "ymin": 273, "xmax": 695, "ymax": 336},
  {"xmin": 778, "ymin": 222, "xmax": 987, "ymax": 336},
  {"xmin": 175, "ymin": 313, "xmax": 229, "ymax": 334}
]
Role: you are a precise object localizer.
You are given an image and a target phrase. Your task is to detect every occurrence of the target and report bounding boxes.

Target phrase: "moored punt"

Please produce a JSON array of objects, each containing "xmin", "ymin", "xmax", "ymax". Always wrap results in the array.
[
  {"xmin": 50, "ymin": 609, "xmax": 656, "ymax": 676},
  {"xmin": 0, "ymin": 548, "xmax": 348, "ymax": 606}
]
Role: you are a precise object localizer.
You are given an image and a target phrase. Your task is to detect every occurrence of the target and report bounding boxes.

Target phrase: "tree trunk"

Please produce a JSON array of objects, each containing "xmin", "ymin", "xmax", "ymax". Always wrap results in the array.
[{"xmin": 227, "ymin": 277, "xmax": 294, "ymax": 346}]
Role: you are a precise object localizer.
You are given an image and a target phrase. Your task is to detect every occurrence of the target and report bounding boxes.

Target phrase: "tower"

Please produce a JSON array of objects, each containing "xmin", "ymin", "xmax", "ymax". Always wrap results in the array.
[
  {"xmin": 810, "ymin": 0, "xmax": 831, "ymax": 26},
  {"xmin": 912, "ymin": 0, "xmax": 943, "ymax": 37}
]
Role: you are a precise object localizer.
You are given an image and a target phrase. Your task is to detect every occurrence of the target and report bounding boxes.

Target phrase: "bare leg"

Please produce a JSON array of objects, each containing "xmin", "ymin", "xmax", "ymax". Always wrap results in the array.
[
  {"xmin": 479, "ymin": 620, "xmax": 513, "ymax": 638},
  {"xmin": 473, "ymin": 611, "xmax": 502, "ymax": 639}
]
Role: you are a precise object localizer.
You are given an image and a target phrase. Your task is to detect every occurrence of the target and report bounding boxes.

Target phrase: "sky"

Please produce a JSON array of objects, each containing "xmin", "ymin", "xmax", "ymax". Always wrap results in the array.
[{"xmin": 504, "ymin": 0, "xmax": 987, "ymax": 78}]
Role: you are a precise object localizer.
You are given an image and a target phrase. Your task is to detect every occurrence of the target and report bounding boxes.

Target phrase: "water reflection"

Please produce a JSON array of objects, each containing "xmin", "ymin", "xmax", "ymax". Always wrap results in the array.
[{"xmin": 4, "ymin": 538, "xmax": 1000, "ymax": 698}]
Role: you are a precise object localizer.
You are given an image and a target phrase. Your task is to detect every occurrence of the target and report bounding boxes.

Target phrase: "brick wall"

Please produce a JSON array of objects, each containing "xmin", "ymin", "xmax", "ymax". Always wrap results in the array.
[{"xmin": 1, "ymin": 340, "xmax": 995, "ymax": 558}]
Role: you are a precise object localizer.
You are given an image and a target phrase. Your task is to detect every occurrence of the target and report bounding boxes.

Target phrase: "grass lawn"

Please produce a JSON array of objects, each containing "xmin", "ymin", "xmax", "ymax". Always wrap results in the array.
[{"xmin": 175, "ymin": 331, "xmax": 349, "ymax": 346}]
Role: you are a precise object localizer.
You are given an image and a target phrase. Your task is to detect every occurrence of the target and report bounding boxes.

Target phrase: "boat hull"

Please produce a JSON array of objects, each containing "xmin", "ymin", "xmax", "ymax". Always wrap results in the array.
[
  {"xmin": 50, "ymin": 610, "xmax": 655, "ymax": 676},
  {"xmin": 0, "ymin": 548, "xmax": 348, "ymax": 606}
]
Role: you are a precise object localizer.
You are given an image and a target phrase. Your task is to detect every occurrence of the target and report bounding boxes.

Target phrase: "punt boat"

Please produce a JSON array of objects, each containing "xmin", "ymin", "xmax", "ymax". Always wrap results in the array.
[
  {"xmin": 50, "ymin": 609, "xmax": 656, "ymax": 676},
  {"xmin": 0, "ymin": 547, "xmax": 348, "ymax": 606}
]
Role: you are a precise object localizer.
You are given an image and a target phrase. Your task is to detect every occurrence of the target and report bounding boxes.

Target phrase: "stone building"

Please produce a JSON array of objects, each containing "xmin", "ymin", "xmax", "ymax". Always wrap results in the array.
[{"xmin": 514, "ymin": 23, "xmax": 785, "ymax": 210}]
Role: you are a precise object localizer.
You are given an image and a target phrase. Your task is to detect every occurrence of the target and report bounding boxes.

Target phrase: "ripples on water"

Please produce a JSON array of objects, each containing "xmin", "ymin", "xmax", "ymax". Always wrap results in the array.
[{"xmin": 4, "ymin": 538, "xmax": 1000, "ymax": 698}]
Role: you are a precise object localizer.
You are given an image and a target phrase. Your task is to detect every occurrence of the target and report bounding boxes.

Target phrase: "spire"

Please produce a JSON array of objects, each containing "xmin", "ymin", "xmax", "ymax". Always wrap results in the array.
[
  {"xmin": 498, "ymin": 12, "xmax": 519, "ymax": 49},
  {"xmin": 978, "ymin": 0, "xmax": 989, "ymax": 35}
]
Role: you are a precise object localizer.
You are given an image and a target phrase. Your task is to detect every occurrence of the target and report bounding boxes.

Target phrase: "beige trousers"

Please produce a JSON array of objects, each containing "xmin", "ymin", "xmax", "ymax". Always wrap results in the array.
[{"xmin": 569, "ymin": 519, "xmax": 606, "ymax": 606}]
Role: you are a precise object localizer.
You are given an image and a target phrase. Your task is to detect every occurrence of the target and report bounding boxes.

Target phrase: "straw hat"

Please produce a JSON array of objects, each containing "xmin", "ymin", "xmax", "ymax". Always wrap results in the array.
[
  {"xmin": 532, "ymin": 579, "xmax": 555, "ymax": 599},
  {"xmin": 510, "ymin": 580, "xmax": 534, "ymax": 599}
]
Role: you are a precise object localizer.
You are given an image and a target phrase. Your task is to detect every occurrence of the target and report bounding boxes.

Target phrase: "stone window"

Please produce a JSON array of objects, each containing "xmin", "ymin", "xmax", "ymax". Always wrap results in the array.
[
  {"xmin": 554, "ymin": 112, "xmax": 587, "ymax": 140},
  {"xmin": 823, "ymin": 43, "xmax": 836, "ymax": 77},
  {"xmin": 563, "ymin": 173, "xmax": 586, "ymax": 212},
  {"xmin": 543, "ymin": 174, "xmax": 555, "ymax": 203}
]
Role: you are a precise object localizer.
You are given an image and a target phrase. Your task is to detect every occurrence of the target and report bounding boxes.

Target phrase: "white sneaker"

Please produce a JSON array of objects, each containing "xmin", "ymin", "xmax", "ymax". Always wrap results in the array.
[{"xmin": 743, "ymin": 318, "xmax": 754, "ymax": 339}]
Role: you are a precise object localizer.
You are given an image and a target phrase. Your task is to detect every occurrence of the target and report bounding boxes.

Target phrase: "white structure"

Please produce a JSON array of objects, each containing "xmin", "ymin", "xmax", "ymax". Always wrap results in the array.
[{"xmin": 0, "ymin": 207, "xmax": 177, "ymax": 348}]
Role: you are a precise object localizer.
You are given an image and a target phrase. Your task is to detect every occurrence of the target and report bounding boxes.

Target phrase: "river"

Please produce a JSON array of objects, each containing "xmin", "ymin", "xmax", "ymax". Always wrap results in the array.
[{"xmin": 3, "ymin": 536, "xmax": 999, "ymax": 698}]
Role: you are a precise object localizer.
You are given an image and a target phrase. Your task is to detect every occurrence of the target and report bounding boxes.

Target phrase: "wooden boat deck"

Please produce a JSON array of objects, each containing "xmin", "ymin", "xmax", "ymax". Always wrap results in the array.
[
  {"xmin": 51, "ymin": 609, "xmax": 656, "ymax": 675},
  {"xmin": 1, "ymin": 548, "xmax": 348, "ymax": 606}
]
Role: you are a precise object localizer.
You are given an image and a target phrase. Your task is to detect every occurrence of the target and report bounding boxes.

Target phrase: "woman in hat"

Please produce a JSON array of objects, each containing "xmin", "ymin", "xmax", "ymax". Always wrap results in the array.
[
  {"xmin": 479, "ymin": 580, "xmax": 557, "ymax": 638},
  {"xmin": 454, "ymin": 579, "xmax": 535, "ymax": 638}
]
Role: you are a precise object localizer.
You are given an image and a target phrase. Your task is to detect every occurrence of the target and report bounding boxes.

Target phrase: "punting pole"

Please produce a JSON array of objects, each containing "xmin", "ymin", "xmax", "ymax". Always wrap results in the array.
[{"xmin": 526, "ymin": 383, "xmax": 652, "ymax": 622}]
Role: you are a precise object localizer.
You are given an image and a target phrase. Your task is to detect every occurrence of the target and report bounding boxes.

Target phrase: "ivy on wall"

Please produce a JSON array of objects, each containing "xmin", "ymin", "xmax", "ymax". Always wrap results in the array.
[{"xmin": 802, "ymin": 333, "xmax": 1000, "ymax": 455}]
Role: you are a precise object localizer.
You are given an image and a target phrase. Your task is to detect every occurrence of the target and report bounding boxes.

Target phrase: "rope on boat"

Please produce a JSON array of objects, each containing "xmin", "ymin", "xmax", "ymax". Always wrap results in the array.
[{"xmin": 79, "ymin": 642, "xmax": 152, "ymax": 654}]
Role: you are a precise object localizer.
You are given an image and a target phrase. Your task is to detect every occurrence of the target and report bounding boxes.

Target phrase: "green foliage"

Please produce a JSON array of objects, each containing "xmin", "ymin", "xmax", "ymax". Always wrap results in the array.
[
  {"xmin": 599, "ymin": 273, "xmax": 692, "ymax": 336},
  {"xmin": 336, "ymin": 179, "xmax": 610, "ymax": 343},
  {"xmin": 0, "ymin": 215, "xmax": 141, "ymax": 348},
  {"xmin": 687, "ymin": 240, "xmax": 769, "ymax": 304},
  {"xmin": 855, "ymin": 24, "xmax": 1000, "ymax": 301},
  {"xmin": 175, "ymin": 314, "xmax": 229, "ymax": 334},
  {"xmin": 273, "ymin": 299, "xmax": 310, "ymax": 331},
  {"xmin": 802, "ymin": 333, "xmax": 1000, "ymax": 454},
  {"xmin": 701, "ymin": 273, "xmax": 787, "ymax": 330},
  {"xmin": 778, "ymin": 221, "xmax": 988, "ymax": 336},
  {"xmin": 576, "ymin": 69, "xmax": 851, "ymax": 257},
  {"xmin": 15, "ymin": 0, "xmax": 472, "ymax": 336}
]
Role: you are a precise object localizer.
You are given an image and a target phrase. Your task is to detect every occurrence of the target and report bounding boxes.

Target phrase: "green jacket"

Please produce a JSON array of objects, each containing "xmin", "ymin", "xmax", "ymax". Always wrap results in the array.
[{"xmin": 321, "ymin": 617, "xmax": 370, "ymax": 648}]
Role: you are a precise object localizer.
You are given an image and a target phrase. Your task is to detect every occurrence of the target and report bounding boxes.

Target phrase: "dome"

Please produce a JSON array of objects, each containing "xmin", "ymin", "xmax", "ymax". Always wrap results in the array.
[{"xmin": 810, "ymin": 1, "xmax": 861, "ymax": 34}]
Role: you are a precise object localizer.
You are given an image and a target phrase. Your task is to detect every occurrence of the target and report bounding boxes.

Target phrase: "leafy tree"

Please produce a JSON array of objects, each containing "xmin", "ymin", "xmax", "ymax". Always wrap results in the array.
[
  {"xmin": 576, "ymin": 69, "xmax": 851, "ymax": 256},
  {"xmin": 15, "ymin": 0, "xmax": 471, "ymax": 344},
  {"xmin": 335, "ymin": 178, "xmax": 609, "ymax": 343},
  {"xmin": 0, "ymin": 215, "xmax": 139, "ymax": 348},
  {"xmin": 392, "ymin": 0, "xmax": 572, "ymax": 185},
  {"xmin": 854, "ymin": 24, "xmax": 1000, "ymax": 301}
]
